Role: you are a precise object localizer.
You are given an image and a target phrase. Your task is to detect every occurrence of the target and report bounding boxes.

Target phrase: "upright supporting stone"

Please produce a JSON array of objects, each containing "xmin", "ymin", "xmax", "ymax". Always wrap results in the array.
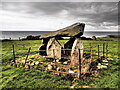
[
  {"xmin": 64, "ymin": 37, "xmax": 75, "ymax": 56},
  {"xmin": 70, "ymin": 38, "xmax": 84, "ymax": 67},
  {"xmin": 46, "ymin": 38, "xmax": 62, "ymax": 59},
  {"xmin": 39, "ymin": 38, "xmax": 50, "ymax": 56}
]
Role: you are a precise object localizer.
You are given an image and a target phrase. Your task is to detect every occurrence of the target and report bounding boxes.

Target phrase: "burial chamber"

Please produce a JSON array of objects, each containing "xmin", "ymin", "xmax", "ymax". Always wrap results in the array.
[{"xmin": 39, "ymin": 22, "xmax": 85, "ymax": 60}]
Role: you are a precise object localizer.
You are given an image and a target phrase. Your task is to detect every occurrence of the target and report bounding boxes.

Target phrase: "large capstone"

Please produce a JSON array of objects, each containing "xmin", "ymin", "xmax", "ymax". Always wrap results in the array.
[{"xmin": 40, "ymin": 22, "xmax": 85, "ymax": 38}]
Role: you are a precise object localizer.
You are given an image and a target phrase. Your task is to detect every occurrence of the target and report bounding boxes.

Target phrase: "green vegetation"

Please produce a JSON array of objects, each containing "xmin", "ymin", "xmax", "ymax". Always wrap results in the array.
[
  {"xmin": 2, "ymin": 66, "xmax": 72, "ymax": 89},
  {"xmin": 1, "ymin": 38, "xmax": 119, "ymax": 88}
]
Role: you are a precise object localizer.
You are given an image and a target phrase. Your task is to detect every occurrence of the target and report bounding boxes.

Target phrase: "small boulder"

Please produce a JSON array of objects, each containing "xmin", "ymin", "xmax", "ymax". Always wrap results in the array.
[
  {"xmin": 97, "ymin": 64, "xmax": 107, "ymax": 69},
  {"xmin": 35, "ymin": 61, "xmax": 39, "ymax": 65},
  {"xmin": 63, "ymin": 61, "xmax": 68, "ymax": 65},
  {"xmin": 69, "ymin": 69, "xmax": 74, "ymax": 73},
  {"xmin": 104, "ymin": 63, "xmax": 108, "ymax": 65},
  {"xmin": 57, "ymin": 67, "xmax": 60, "ymax": 71},
  {"xmin": 107, "ymin": 58, "xmax": 113, "ymax": 61},
  {"xmin": 101, "ymin": 65, "xmax": 107, "ymax": 69},
  {"xmin": 56, "ymin": 59, "xmax": 59, "ymax": 62},
  {"xmin": 102, "ymin": 60, "xmax": 108, "ymax": 63},
  {"xmin": 31, "ymin": 63, "xmax": 35, "ymax": 66},
  {"xmin": 47, "ymin": 64, "xmax": 53, "ymax": 70}
]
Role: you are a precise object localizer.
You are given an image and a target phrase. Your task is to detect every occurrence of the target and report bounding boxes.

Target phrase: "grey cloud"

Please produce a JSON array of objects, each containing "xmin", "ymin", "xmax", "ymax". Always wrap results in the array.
[
  {"xmin": 1, "ymin": 2, "xmax": 118, "ymax": 29},
  {"xmin": 29, "ymin": 2, "xmax": 93, "ymax": 14},
  {"xmin": 29, "ymin": 2, "xmax": 118, "ymax": 27},
  {"xmin": 69, "ymin": 2, "xmax": 118, "ymax": 25}
]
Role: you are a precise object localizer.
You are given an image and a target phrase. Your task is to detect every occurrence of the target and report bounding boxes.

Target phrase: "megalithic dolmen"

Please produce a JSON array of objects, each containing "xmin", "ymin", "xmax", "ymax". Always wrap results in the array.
[{"xmin": 39, "ymin": 22, "xmax": 85, "ymax": 60}]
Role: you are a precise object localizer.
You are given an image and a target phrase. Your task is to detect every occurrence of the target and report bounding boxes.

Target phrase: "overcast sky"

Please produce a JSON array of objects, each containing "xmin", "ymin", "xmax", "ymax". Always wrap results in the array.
[{"xmin": 0, "ymin": 1, "xmax": 119, "ymax": 32}]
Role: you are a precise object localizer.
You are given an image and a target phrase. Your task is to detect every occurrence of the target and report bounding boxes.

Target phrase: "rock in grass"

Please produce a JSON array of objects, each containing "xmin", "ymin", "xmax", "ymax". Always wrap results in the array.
[
  {"xmin": 104, "ymin": 63, "xmax": 108, "ymax": 65},
  {"xmin": 82, "ymin": 85, "xmax": 90, "ymax": 88},
  {"xmin": 47, "ymin": 64, "xmax": 53, "ymax": 70},
  {"xmin": 63, "ymin": 61, "xmax": 68, "ymax": 65},
  {"xmin": 57, "ymin": 67, "xmax": 60, "ymax": 71},
  {"xmin": 35, "ymin": 61, "xmax": 39, "ymax": 65},
  {"xmin": 107, "ymin": 58, "xmax": 114, "ymax": 61},
  {"xmin": 31, "ymin": 63, "xmax": 35, "ymax": 66},
  {"xmin": 101, "ymin": 65, "xmax": 107, "ymax": 69},
  {"xmin": 56, "ymin": 59, "xmax": 59, "ymax": 62},
  {"xmin": 69, "ymin": 69, "xmax": 74, "ymax": 73},
  {"xmin": 56, "ymin": 59, "xmax": 61, "ymax": 64},
  {"xmin": 102, "ymin": 60, "xmax": 108, "ymax": 63},
  {"xmin": 97, "ymin": 63, "xmax": 107, "ymax": 69}
]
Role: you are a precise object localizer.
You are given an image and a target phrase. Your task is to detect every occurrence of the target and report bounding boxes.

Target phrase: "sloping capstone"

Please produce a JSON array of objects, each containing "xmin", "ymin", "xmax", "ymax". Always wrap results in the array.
[{"xmin": 41, "ymin": 22, "xmax": 85, "ymax": 38}]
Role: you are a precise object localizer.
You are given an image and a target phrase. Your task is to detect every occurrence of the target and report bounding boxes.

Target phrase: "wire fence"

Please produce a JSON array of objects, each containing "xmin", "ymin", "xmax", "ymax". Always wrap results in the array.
[
  {"xmin": 3, "ymin": 43, "xmax": 118, "ymax": 63},
  {"xmin": 2, "ymin": 43, "xmax": 119, "ymax": 79},
  {"xmin": 2, "ymin": 42, "xmax": 118, "ymax": 79}
]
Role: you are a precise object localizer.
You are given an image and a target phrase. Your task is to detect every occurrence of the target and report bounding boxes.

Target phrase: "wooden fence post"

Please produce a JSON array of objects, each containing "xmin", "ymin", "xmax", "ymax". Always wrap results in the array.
[
  {"xmin": 25, "ymin": 47, "xmax": 31, "ymax": 65},
  {"xmin": 53, "ymin": 49, "xmax": 57, "ymax": 70},
  {"xmin": 19, "ymin": 37, "xmax": 20, "ymax": 40},
  {"xmin": 103, "ymin": 43, "xmax": 105, "ymax": 59},
  {"xmin": 12, "ymin": 45, "xmax": 16, "ymax": 63},
  {"xmin": 98, "ymin": 45, "xmax": 100, "ymax": 59},
  {"xmin": 106, "ymin": 43, "xmax": 108, "ymax": 59},
  {"xmin": 78, "ymin": 48, "xmax": 82, "ymax": 79},
  {"xmin": 89, "ymin": 43, "xmax": 91, "ymax": 47},
  {"xmin": 90, "ymin": 46, "xmax": 93, "ymax": 63},
  {"xmin": 53, "ymin": 49, "xmax": 55, "ymax": 59},
  {"xmin": 53, "ymin": 49, "xmax": 56, "ymax": 63}
]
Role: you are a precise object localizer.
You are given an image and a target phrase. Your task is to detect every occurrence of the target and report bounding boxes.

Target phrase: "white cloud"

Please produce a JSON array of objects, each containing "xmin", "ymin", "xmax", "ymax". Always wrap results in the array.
[
  {"xmin": 0, "ymin": 10, "xmax": 77, "ymax": 31},
  {"xmin": 1, "ymin": 0, "xmax": 120, "ymax": 2},
  {"xmin": 0, "ymin": 2, "xmax": 118, "ymax": 32},
  {"xmin": 0, "ymin": 9, "xmax": 118, "ymax": 32}
]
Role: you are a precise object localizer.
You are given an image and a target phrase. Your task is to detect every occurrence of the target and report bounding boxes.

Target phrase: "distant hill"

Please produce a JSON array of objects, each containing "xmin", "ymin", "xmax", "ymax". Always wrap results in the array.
[
  {"xmin": 22, "ymin": 35, "xmax": 41, "ymax": 40},
  {"xmin": 107, "ymin": 35, "xmax": 120, "ymax": 38}
]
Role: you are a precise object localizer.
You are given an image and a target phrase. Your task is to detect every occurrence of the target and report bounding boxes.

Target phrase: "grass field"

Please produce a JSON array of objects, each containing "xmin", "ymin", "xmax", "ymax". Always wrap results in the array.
[{"xmin": 1, "ymin": 39, "xmax": 119, "ymax": 89}]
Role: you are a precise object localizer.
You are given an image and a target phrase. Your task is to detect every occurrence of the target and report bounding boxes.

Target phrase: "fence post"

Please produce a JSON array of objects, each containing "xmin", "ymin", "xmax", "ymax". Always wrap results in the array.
[
  {"xmin": 78, "ymin": 48, "xmax": 81, "ymax": 79},
  {"xmin": 53, "ymin": 49, "xmax": 56, "ymax": 63},
  {"xmin": 90, "ymin": 46, "xmax": 93, "ymax": 63},
  {"xmin": 12, "ymin": 45, "xmax": 16, "ymax": 63},
  {"xmin": 89, "ymin": 43, "xmax": 91, "ymax": 47},
  {"xmin": 98, "ymin": 45, "xmax": 100, "ymax": 59},
  {"xmin": 19, "ymin": 37, "xmax": 20, "ymax": 40},
  {"xmin": 53, "ymin": 49, "xmax": 55, "ymax": 59},
  {"xmin": 53, "ymin": 49, "xmax": 57, "ymax": 69},
  {"xmin": 103, "ymin": 43, "xmax": 105, "ymax": 59},
  {"xmin": 106, "ymin": 43, "xmax": 108, "ymax": 59},
  {"xmin": 25, "ymin": 47, "xmax": 31, "ymax": 66}
]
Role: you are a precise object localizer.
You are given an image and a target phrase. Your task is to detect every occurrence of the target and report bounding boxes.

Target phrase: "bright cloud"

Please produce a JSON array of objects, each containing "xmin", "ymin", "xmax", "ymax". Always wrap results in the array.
[{"xmin": 0, "ymin": 2, "xmax": 118, "ymax": 32}]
